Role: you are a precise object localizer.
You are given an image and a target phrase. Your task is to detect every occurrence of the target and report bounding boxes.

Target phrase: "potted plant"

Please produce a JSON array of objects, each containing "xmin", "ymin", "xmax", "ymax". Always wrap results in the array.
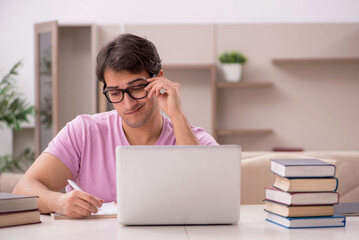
[
  {"xmin": 219, "ymin": 51, "xmax": 247, "ymax": 82},
  {"xmin": 0, "ymin": 60, "xmax": 35, "ymax": 174}
]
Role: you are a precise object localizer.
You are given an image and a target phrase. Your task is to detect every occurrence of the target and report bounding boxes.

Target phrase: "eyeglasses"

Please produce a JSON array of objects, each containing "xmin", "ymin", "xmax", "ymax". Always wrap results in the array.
[{"xmin": 103, "ymin": 82, "xmax": 150, "ymax": 103}]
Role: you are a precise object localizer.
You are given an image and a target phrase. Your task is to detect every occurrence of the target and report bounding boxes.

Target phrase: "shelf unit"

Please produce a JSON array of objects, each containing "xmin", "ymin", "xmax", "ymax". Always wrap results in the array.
[
  {"xmin": 270, "ymin": 55, "xmax": 359, "ymax": 150},
  {"xmin": 34, "ymin": 21, "xmax": 97, "ymax": 156},
  {"xmin": 214, "ymin": 80, "xmax": 274, "ymax": 141},
  {"xmin": 163, "ymin": 64, "xmax": 215, "ymax": 70},
  {"xmin": 217, "ymin": 129, "xmax": 273, "ymax": 137},
  {"xmin": 272, "ymin": 57, "xmax": 359, "ymax": 64},
  {"xmin": 217, "ymin": 81, "xmax": 273, "ymax": 88}
]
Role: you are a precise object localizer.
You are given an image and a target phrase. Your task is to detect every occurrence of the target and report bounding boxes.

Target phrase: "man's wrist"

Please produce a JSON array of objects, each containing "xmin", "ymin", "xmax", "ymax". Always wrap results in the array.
[
  {"xmin": 43, "ymin": 190, "xmax": 64, "ymax": 213},
  {"xmin": 170, "ymin": 112, "xmax": 200, "ymax": 145},
  {"xmin": 168, "ymin": 111, "xmax": 187, "ymax": 125}
]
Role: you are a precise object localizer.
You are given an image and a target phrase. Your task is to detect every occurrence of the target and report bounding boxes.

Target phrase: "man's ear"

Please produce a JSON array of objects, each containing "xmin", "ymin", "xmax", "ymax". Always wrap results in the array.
[{"xmin": 158, "ymin": 69, "xmax": 164, "ymax": 77}]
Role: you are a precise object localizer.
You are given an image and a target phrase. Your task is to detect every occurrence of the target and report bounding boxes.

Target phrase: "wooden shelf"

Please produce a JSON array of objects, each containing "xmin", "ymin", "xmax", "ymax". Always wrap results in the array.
[
  {"xmin": 163, "ymin": 64, "xmax": 215, "ymax": 70},
  {"xmin": 217, "ymin": 81, "xmax": 273, "ymax": 88},
  {"xmin": 272, "ymin": 57, "xmax": 359, "ymax": 64},
  {"xmin": 217, "ymin": 129, "xmax": 273, "ymax": 137}
]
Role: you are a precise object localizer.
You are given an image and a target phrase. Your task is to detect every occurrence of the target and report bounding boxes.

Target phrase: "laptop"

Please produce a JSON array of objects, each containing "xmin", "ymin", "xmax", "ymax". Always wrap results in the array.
[{"xmin": 116, "ymin": 145, "xmax": 241, "ymax": 225}]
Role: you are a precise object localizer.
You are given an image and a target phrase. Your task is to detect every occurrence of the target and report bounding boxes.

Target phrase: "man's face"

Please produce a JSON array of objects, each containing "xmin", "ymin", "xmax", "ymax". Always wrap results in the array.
[{"xmin": 104, "ymin": 69, "xmax": 159, "ymax": 128}]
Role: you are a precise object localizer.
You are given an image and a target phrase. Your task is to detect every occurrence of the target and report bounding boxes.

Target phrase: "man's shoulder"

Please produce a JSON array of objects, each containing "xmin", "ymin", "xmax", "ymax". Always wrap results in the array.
[
  {"xmin": 74, "ymin": 110, "xmax": 118, "ymax": 123},
  {"xmin": 68, "ymin": 110, "xmax": 119, "ymax": 131}
]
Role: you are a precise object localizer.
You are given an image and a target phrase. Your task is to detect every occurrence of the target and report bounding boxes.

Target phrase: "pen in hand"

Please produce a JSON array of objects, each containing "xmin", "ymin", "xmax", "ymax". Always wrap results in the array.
[{"xmin": 67, "ymin": 179, "xmax": 103, "ymax": 213}]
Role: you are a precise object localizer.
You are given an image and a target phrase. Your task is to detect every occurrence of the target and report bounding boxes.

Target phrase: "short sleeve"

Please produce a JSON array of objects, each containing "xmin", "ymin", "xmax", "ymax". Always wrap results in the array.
[
  {"xmin": 192, "ymin": 127, "xmax": 219, "ymax": 146},
  {"xmin": 43, "ymin": 116, "xmax": 85, "ymax": 178}
]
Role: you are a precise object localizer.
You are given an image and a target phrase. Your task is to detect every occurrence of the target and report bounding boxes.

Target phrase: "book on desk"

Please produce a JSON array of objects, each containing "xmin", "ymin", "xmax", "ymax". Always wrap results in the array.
[
  {"xmin": 273, "ymin": 175, "xmax": 338, "ymax": 192},
  {"xmin": 265, "ymin": 158, "xmax": 345, "ymax": 229},
  {"xmin": 264, "ymin": 200, "xmax": 335, "ymax": 217},
  {"xmin": 0, "ymin": 192, "xmax": 40, "ymax": 228},
  {"xmin": 265, "ymin": 187, "xmax": 339, "ymax": 205},
  {"xmin": 270, "ymin": 158, "xmax": 336, "ymax": 178},
  {"xmin": 265, "ymin": 211, "xmax": 346, "ymax": 229}
]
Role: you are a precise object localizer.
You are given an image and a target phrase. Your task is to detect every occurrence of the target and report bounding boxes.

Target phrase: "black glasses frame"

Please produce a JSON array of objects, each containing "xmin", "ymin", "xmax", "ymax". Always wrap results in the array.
[{"xmin": 102, "ymin": 82, "xmax": 150, "ymax": 103}]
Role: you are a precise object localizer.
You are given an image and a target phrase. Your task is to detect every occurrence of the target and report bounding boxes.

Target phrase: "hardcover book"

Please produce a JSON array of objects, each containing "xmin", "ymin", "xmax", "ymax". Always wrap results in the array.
[
  {"xmin": 264, "ymin": 200, "xmax": 334, "ymax": 217},
  {"xmin": 273, "ymin": 175, "xmax": 338, "ymax": 192},
  {"xmin": 0, "ymin": 210, "xmax": 40, "ymax": 228},
  {"xmin": 0, "ymin": 192, "xmax": 38, "ymax": 213},
  {"xmin": 265, "ymin": 211, "xmax": 346, "ymax": 229},
  {"xmin": 265, "ymin": 187, "xmax": 339, "ymax": 205},
  {"xmin": 270, "ymin": 159, "xmax": 336, "ymax": 178}
]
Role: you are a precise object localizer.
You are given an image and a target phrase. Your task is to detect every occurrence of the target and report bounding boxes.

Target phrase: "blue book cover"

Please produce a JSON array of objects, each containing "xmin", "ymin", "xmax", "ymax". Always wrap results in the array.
[{"xmin": 265, "ymin": 211, "xmax": 346, "ymax": 229}]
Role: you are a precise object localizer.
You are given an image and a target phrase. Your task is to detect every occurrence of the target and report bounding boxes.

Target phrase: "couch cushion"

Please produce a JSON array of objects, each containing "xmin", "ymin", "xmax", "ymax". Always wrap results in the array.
[{"xmin": 0, "ymin": 172, "xmax": 23, "ymax": 193}]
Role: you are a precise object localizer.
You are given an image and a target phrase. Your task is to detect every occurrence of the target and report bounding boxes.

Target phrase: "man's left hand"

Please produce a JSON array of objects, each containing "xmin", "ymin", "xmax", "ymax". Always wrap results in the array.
[{"xmin": 145, "ymin": 76, "xmax": 184, "ymax": 119}]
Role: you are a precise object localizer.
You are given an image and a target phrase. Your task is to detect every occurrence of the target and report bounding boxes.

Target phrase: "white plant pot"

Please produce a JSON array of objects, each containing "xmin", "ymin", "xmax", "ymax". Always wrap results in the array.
[{"xmin": 221, "ymin": 63, "xmax": 242, "ymax": 82}]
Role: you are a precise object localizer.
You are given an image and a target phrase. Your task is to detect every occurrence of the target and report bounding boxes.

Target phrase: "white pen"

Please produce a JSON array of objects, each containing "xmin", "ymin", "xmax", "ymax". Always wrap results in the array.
[
  {"xmin": 67, "ymin": 179, "xmax": 83, "ymax": 191},
  {"xmin": 67, "ymin": 179, "xmax": 103, "ymax": 213}
]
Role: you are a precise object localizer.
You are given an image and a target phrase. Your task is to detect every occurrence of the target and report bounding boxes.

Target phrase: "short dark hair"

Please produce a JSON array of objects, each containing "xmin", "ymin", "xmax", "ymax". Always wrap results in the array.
[{"xmin": 96, "ymin": 33, "xmax": 162, "ymax": 83}]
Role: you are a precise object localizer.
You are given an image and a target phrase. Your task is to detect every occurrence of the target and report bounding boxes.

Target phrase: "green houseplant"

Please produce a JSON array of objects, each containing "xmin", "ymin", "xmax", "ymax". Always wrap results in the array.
[
  {"xmin": 218, "ymin": 51, "xmax": 247, "ymax": 82},
  {"xmin": 0, "ymin": 60, "xmax": 35, "ymax": 173}
]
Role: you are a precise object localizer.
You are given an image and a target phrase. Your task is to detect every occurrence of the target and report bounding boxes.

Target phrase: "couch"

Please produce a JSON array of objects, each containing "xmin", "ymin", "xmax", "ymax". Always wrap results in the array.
[{"xmin": 1, "ymin": 151, "xmax": 358, "ymax": 205}]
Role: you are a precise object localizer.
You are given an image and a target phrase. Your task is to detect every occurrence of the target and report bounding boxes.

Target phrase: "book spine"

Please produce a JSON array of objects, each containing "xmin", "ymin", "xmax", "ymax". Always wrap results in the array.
[
  {"xmin": 0, "ymin": 209, "xmax": 40, "ymax": 215},
  {"xmin": 264, "ymin": 199, "xmax": 335, "ymax": 207},
  {"xmin": 334, "ymin": 177, "xmax": 339, "ymax": 192},
  {"xmin": 0, "ymin": 221, "xmax": 41, "ymax": 228},
  {"xmin": 264, "ymin": 199, "xmax": 339, "ymax": 206},
  {"xmin": 265, "ymin": 219, "xmax": 290, "ymax": 229}
]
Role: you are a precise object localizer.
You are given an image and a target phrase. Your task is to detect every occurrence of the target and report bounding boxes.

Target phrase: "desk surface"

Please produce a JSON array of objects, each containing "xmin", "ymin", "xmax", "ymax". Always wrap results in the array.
[{"xmin": 1, "ymin": 205, "xmax": 358, "ymax": 240}]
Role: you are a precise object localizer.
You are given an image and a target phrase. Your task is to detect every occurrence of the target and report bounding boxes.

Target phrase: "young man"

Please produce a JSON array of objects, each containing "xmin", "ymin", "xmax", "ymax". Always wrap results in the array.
[{"xmin": 13, "ymin": 34, "xmax": 217, "ymax": 218}]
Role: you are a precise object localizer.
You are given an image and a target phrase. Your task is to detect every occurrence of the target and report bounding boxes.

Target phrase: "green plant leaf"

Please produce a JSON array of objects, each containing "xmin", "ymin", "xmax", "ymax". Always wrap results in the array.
[
  {"xmin": 219, "ymin": 51, "xmax": 247, "ymax": 64},
  {"xmin": 0, "ymin": 148, "xmax": 35, "ymax": 174},
  {"xmin": 0, "ymin": 60, "xmax": 35, "ymax": 130}
]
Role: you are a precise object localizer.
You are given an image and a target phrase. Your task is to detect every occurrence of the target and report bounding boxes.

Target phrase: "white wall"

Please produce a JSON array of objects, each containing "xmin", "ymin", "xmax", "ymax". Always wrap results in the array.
[{"xmin": 0, "ymin": 0, "xmax": 359, "ymax": 153}]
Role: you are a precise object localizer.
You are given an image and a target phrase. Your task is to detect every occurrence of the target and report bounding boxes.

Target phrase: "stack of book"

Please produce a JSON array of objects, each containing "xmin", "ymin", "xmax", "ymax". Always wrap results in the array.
[
  {"xmin": 264, "ymin": 158, "xmax": 346, "ymax": 229},
  {"xmin": 0, "ymin": 192, "xmax": 40, "ymax": 228}
]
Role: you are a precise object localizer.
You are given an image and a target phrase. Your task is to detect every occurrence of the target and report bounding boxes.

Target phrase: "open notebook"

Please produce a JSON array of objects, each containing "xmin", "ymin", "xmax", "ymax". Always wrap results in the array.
[{"xmin": 51, "ymin": 202, "xmax": 117, "ymax": 220}]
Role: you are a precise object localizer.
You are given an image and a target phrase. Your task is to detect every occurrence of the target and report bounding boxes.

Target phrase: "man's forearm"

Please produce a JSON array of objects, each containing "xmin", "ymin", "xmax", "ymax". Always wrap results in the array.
[
  {"xmin": 13, "ymin": 177, "xmax": 63, "ymax": 213},
  {"xmin": 171, "ymin": 113, "xmax": 200, "ymax": 145}
]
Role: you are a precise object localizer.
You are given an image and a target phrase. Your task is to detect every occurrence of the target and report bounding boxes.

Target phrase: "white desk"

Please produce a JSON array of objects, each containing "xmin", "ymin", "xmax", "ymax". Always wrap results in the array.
[{"xmin": 1, "ymin": 205, "xmax": 358, "ymax": 240}]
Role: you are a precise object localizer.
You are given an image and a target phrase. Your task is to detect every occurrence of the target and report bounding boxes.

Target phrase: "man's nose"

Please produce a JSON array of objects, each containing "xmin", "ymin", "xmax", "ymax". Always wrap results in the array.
[{"xmin": 122, "ymin": 92, "xmax": 138, "ymax": 108}]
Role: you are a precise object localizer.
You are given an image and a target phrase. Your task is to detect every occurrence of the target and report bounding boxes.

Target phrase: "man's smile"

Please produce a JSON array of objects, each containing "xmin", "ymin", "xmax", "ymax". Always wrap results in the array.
[{"xmin": 125, "ymin": 104, "xmax": 144, "ymax": 115}]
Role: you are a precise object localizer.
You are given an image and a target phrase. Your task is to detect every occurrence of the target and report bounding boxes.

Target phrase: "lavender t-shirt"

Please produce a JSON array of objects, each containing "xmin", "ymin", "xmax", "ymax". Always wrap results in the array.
[{"xmin": 44, "ymin": 110, "xmax": 218, "ymax": 202}]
